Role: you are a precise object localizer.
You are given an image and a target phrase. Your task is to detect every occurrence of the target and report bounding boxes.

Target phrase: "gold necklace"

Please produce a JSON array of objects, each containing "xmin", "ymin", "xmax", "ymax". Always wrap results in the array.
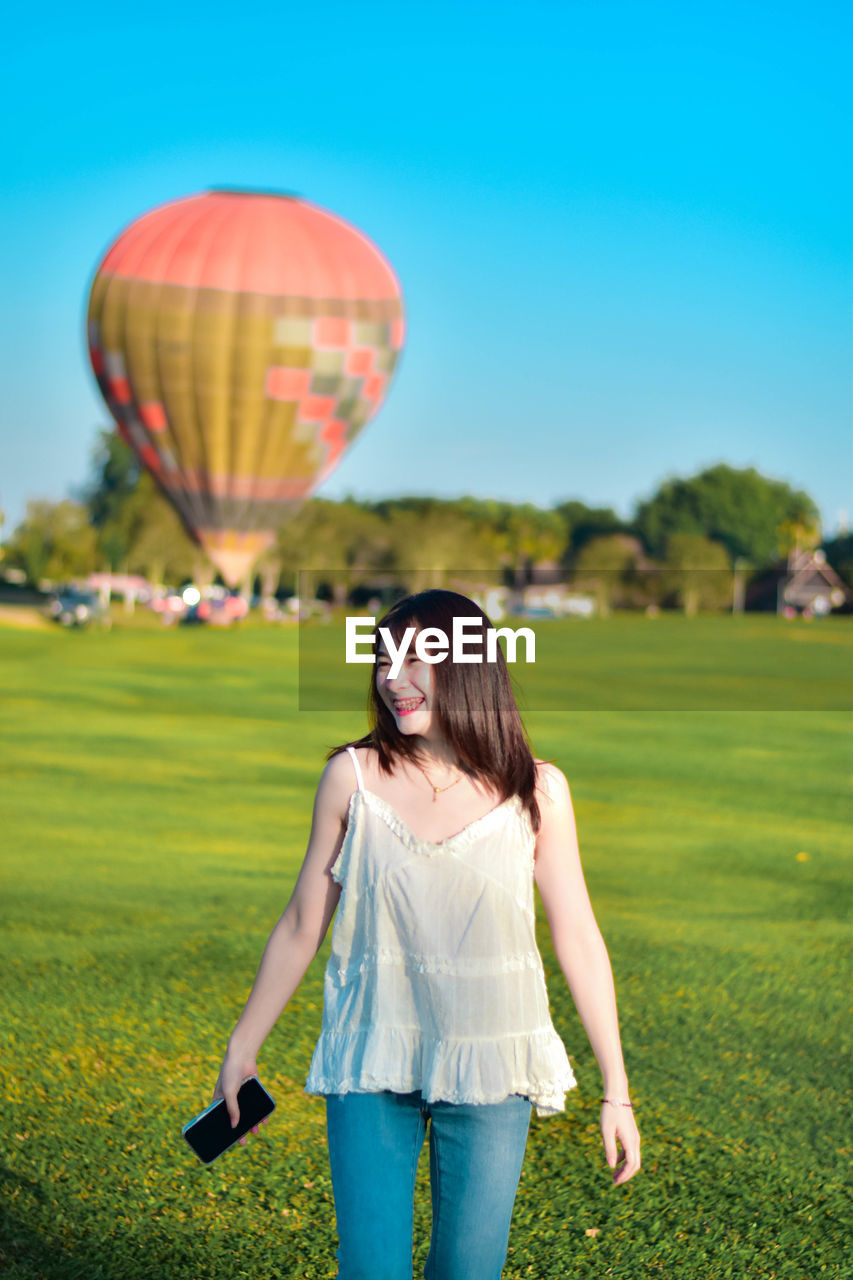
[{"xmin": 413, "ymin": 758, "xmax": 464, "ymax": 801}]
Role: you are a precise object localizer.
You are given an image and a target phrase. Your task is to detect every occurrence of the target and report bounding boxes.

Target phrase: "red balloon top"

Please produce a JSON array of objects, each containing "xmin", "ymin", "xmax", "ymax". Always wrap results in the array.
[{"xmin": 95, "ymin": 190, "xmax": 402, "ymax": 300}]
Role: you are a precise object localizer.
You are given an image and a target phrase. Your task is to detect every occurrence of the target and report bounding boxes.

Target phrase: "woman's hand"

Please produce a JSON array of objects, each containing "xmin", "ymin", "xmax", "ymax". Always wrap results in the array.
[
  {"xmin": 212, "ymin": 1047, "xmax": 269, "ymax": 1147},
  {"xmin": 600, "ymin": 1101, "xmax": 641, "ymax": 1185}
]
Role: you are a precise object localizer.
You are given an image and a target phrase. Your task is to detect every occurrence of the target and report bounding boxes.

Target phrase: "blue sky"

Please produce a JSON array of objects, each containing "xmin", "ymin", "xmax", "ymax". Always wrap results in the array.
[{"xmin": 2, "ymin": 0, "xmax": 850, "ymax": 538}]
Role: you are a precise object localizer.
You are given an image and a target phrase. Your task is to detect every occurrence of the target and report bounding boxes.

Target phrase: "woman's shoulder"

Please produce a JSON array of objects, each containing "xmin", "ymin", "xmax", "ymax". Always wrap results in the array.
[
  {"xmin": 333, "ymin": 742, "xmax": 378, "ymax": 772},
  {"xmin": 316, "ymin": 746, "xmax": 365, "ymax": 821},
  {"xmin": 533, "ymin": 758, "xmax": 571, "ymax": 806},
  {"xmin": 323, "ymin": 743, "xmax": 380, "ymax": 792}
]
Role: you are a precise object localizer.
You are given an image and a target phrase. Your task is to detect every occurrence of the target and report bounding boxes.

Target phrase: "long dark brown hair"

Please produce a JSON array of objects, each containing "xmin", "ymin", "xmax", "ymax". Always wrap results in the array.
[{"xmin": 328, "ymin": 589, "xmax": 543, "ymax": 833}]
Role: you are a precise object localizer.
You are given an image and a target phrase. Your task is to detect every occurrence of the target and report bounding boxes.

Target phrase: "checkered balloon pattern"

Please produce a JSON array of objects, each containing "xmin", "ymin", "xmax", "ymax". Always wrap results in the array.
[{"xmin": 87, "ymin": 191, "xmax": 405, "ymax": 584}]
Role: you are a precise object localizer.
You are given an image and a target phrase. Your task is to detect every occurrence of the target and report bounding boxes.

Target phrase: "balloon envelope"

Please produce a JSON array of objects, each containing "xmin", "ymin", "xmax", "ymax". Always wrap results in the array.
[{"xmin": 87, "ymin": 190, "xmax": 405, "ymax": 586}]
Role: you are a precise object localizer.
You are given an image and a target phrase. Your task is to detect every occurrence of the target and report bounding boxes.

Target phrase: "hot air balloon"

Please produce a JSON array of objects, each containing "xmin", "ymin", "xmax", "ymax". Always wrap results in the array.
[{"xmin": 86, "ymin": 190, "xmax": 405, "ymax": 587}]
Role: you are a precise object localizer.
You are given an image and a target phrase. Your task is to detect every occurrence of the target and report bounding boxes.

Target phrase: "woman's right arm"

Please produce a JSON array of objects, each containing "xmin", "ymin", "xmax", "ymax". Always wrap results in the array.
[{"xmin": 212, "ymin": 751, "xmax": 354, "ymax": 1132}]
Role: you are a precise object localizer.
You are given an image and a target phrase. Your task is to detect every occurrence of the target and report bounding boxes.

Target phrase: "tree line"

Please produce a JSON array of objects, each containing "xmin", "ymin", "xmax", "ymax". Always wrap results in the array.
[{"xmin": 2, "ymin": 428, "xmax": 851, "ymax": 609}]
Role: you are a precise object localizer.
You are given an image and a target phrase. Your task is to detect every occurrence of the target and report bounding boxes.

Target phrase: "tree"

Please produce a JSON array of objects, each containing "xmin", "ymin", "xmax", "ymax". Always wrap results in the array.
[
  {"xmin": 554, "ymin": 500, "xmax": 632, "ymax": 557},
  {"xmin": 570, "ymin": 534, "xmax": 641, "ymax": 616},
  {"xmin": 254, "ymin": 545, "xmax": 283, "ymax": 600},
  {"xmin": 81, "ymin": 428, "xmax": 204, "ymax": 582},
  {"xmin": 276, "ymin": 499, "xmax": 392, "ymax": 602},
  {"xmin": 384, "ymin": 504, "xmax": 501, "ymax": 594},
  {"xmin": 776, "ymin": 507, "xmax": 822, "ymax": 561},
  {"xmin": 4, "ymin": 499, "xmax": 99, "ymax": 586},
  {"xmin": 494, "ymin": 503, "xmax": 567, "ymax": 586},
  {"xmin": 454, "ymin": 498, "xmax": 569, "ymax": 584},
  {"xmin": 635, "ymin": 465, "xmax": 820, "ymax": 566},
  {"xmin": 80, "ymin": 429, "xmax": 141, "ymax": 570},
  {"xmin": 661, "ymin": 534, "xmax": 732, "ymax": 615},
  {"xmin": 122, "ymin": 483, "xmax": 199, "ymax": 585},
  {"xmin": 822, "ymin": 533, "xmax": 853, "ymax": 590}
]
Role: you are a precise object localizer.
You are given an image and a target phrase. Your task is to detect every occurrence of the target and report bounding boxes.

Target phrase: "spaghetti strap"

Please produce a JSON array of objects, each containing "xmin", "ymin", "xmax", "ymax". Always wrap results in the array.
[{"xmin": 346, "ymin": 746, "xmax": 365, "ymax": 793}]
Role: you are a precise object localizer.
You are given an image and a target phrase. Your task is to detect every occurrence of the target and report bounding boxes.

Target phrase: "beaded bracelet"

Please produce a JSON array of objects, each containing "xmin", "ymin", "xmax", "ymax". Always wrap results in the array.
[{"xmin": 602, "ymin": 1099, "xmax": 634, "ymax": 1108}]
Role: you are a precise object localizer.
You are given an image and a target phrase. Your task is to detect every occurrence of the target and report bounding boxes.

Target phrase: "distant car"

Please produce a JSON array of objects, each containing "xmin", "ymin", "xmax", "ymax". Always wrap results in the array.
[
  {"xmin": 513, "ymin": 606, "xmax": 559, "ymax": 620},
  {"xmin": 47, "ymin": 587, "xmax": 111, "ymax": 629},
  {"xmin": 178, "ymin": 595, "xmax": 249, "ymax": 627},
  {"xmin": 179, "ymin": 602, "xmax": 207, "ymax": 626}
]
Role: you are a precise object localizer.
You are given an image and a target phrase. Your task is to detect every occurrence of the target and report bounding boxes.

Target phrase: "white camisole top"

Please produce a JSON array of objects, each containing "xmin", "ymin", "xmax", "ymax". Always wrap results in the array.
[{"xmin": 304, "ymin": 746, "xmax": 578, "ymax": 1116}]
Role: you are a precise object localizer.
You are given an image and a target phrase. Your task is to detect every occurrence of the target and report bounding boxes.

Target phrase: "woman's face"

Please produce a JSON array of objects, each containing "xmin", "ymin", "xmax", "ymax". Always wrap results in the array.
[{"xmin": 375, "ymin": 634, "xmax": 437, "ymax": 739}]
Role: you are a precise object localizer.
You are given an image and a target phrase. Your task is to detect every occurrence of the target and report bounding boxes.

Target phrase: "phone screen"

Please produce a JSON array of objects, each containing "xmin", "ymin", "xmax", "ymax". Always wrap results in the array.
[{"xmin": 183, "ymin": 1076, "xmax": 275, "ymax": 1164}]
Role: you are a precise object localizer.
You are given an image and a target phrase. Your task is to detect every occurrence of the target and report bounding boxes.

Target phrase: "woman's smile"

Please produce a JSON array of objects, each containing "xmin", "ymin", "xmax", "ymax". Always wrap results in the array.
[
  {"xmin": 376, "ymin": 645, "xmax": 437, "ymax": 737},
  {"xmin": 393, "ymin": 696, "xmax": 425, "ymax": 716}
]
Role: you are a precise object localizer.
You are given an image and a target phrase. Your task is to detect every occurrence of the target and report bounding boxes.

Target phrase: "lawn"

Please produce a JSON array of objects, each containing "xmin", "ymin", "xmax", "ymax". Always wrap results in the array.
[{"xmin": 1, "ymin": 614, "xmax": 850, "ymax": 1278}]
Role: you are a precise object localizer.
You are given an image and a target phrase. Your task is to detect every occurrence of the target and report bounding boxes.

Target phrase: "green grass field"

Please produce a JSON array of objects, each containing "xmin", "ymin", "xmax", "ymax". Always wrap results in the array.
[{"xmin": 1, "ymin": 615, "xmax": 850, "ymax": 1278}]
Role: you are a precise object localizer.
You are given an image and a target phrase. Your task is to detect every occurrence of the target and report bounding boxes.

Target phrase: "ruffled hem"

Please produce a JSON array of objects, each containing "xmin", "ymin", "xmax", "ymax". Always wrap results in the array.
[{"xmin": 305, "ymin": 1025, "xmax": 577, "ymax": 1119}]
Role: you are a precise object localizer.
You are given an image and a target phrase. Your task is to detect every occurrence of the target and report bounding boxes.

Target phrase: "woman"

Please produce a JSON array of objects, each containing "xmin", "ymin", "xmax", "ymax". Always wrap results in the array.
[{"xmin": 213, "ymin": 589, "xmax": 640, "ymax": 1279}]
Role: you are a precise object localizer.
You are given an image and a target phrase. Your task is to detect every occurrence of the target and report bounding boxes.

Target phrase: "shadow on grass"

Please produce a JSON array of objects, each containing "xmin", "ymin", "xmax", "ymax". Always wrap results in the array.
[{"xmin": 0, "ymin": 1163, "xmax": 335, "ymax": 1280}]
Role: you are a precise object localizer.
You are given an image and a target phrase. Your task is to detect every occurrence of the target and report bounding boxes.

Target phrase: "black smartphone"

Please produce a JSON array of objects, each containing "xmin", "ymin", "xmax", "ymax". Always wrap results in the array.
[{"xmin": 182, "ymin": 1076, "xmax": 275, "ymax": 1165}]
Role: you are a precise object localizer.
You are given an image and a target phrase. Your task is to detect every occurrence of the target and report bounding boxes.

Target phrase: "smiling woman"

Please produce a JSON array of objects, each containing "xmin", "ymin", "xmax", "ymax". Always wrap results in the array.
[{"xmin": 213, "ymin": 589, "xmax": 640, "ymax": 1279}]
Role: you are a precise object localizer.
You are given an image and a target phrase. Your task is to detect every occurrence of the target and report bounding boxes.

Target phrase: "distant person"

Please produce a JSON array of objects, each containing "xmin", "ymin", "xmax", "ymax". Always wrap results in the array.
[{"xmin": 213, "ymin": 589, "xmax": 641, "ymax": 1278}]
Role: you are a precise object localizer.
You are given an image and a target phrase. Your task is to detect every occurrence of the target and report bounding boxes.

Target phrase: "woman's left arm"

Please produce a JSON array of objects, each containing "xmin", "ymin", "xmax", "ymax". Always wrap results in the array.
[{"xmin": 533, "ymin": 762, "xmax": 641, "ymax": 1186}]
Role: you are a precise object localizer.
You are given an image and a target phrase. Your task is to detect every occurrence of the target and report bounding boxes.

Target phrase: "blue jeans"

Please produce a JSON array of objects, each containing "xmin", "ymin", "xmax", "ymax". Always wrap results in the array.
[{"xmin": 325, "ymin": 1089, "xmax": 533, "ymax": 1280}]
